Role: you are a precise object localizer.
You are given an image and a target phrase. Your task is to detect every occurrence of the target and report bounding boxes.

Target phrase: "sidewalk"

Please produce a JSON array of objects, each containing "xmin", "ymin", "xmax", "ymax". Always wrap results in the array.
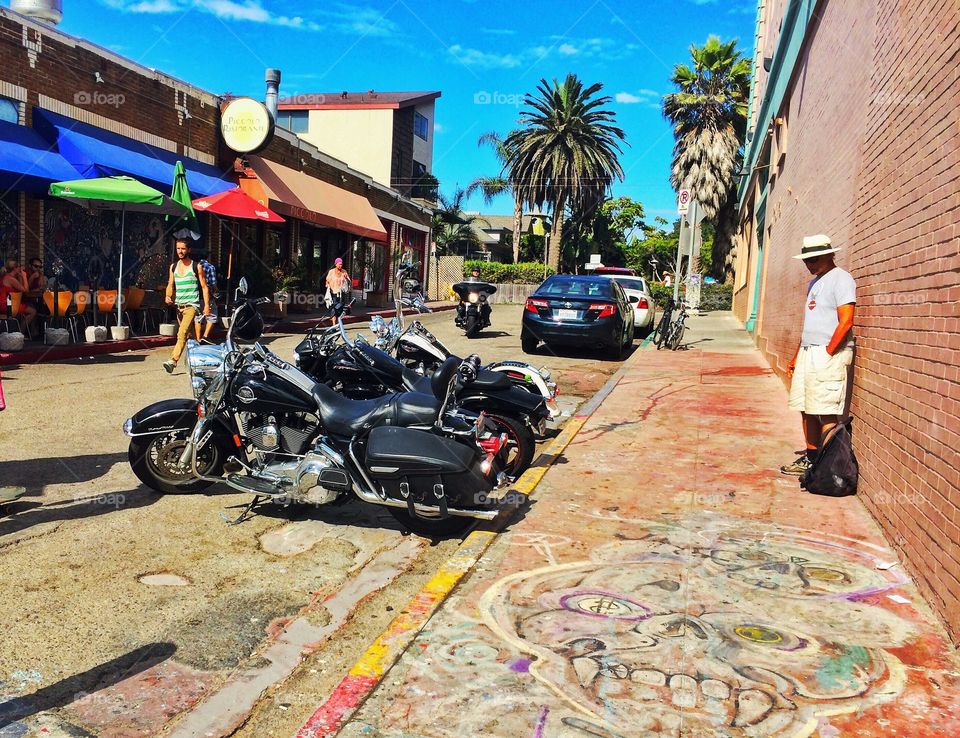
[
  {"xmin": 0, "ymin": 301, "xmax": 454, "ymax": 366},
  {"xmin": 306, "ymin": 313, "xmax": 960, "ymax": 737}
]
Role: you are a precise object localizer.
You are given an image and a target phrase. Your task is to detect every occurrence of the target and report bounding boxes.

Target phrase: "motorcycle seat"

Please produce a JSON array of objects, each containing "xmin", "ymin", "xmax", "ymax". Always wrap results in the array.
[
  {"xmin": 310, "ymin": 382, "xmax": 442, "ymax": 436},
  {"xmin": 407, "ymin": 364, "xmax": 510, "ymax": 395}
]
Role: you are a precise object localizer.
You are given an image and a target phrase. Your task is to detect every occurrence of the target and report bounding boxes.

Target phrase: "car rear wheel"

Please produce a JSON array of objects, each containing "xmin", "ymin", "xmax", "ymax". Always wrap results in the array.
[{"xmin": 521, "ymin": 331, "xmax": 538, "ymax": 354}]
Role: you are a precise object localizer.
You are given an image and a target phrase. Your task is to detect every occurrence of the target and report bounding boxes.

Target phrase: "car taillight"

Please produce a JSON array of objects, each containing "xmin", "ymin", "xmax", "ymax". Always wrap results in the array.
[
  {"xmin": 525, "ymin": 298, "xmax": 548, "ymax": 314},
  {"xmin": 589, "ymin": 303, "xmax": 617, "ymax": 318},
  {"xmin": 638, "ymin": 298, "xmax": 649, "ymax": 309}
]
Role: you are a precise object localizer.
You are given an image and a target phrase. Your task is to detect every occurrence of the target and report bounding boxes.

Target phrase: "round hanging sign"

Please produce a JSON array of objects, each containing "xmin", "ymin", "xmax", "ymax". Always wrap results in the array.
[{"xmin": 221, "ymin": 97, "xmax": 274, "ymax": 154}]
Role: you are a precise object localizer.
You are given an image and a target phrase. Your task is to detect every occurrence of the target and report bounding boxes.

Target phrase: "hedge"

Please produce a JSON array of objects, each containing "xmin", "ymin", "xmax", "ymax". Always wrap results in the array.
[
  {"xmin": 463, "ymin": 261, "xmax": 556, "ymax": 284},
  {"xmin": 649, "ymin": 282, "xmax": 733, "ymax": 311}
]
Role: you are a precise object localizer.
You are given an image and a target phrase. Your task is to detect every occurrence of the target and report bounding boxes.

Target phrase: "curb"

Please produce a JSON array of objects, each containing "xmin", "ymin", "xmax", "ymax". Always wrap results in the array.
[
  {"xmin": 293, "ymin": 362, "xmax": 630, "ymax": 738},
  {"xmin": 0, "ymin": 334, "xmax": 176, "ymax": 366},
  {"xmin": 270, "ymin": 303, "xmax": 457, "ymax": 334}
]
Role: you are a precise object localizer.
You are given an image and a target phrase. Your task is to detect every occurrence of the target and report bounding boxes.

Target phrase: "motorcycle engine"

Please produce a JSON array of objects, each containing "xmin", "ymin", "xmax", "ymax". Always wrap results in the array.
[{"xmin": 239, "ymin": 412, "xmax": 319, "ymax": 456}]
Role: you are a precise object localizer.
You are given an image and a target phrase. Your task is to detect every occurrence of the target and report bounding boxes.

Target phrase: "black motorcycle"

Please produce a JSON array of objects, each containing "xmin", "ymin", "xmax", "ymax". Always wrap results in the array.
[
  {"xmin": 124, "ymin": 280, "xmax": 512, "ymax": 535},
  {"xmin": 452, "ymin": 280, "xmax": 496, "ymax": 338},
  {"xmin": 294, "ymin": 323, "xmax": 545, "ymax": 478}
]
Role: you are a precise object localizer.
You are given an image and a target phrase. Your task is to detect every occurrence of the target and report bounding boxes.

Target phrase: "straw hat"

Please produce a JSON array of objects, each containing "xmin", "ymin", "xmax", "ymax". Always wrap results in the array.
[{"xmin": 794, "ymin": 234, "xmax": 841, "ymax": 260}]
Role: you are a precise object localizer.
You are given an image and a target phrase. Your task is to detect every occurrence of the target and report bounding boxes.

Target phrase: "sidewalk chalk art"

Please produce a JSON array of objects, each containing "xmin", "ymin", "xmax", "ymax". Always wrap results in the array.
[{"xmin": 345, "ymin": 515, "xmax": 950, "ymax": 738}]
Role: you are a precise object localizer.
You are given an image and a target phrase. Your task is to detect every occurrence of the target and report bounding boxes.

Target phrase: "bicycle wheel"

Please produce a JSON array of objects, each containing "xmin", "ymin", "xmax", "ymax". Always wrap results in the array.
[{"xmin": 668, "ymin": 320, "xmax": 685, "ymax": 350}]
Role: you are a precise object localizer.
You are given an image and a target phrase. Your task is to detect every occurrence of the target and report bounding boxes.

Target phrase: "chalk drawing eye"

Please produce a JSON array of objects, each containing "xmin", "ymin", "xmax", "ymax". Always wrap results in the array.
[{"xmin": 732, "ymin": 623, "xmax": 807, "ymax": 652}]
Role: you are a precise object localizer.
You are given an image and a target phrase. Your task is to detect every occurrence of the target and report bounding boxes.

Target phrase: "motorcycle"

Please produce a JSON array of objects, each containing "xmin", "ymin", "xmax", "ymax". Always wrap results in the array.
[
  {"xmin": 452, "ymin": 279, "xmax": 496, "ymax": 338},
  {"xmin": 293, "ymin": 323, "xmax": 546, "ymax": 477},
  {"xmin": 123, "ymin": 280, "xmax": 513, "ymax": 536},
  {"xmin": 370, "ymin": 264, "xmax": 561, "ymax": 420}
]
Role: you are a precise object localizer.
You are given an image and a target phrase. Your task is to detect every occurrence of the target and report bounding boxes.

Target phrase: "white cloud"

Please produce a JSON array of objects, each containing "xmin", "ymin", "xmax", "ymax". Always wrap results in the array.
[
  {"xmin": 481, "ymin": 28, "xmax": 517, "ymax": 36},
  {"xmin": 448, "ymin": 44, "xmax": 522, "ymax": 69},
  {"xmin": 450, "ymin": 35, "xmax": 636, "ymax": 69},
  {"xmin": 433, "ymin": 123, "xmax": 445, "ymax": 133},
  {"xmin": 100, "ymin": 0, "xmax": 332, "ymax": 31},
  {"xmin": 615, "ymin": 92, "xmax": 642, "ymax": 103},
  {"xmin": 615, "ymin": 89, "xmax": 662, "ymax": 109},
  {"xmin": 128, "ymin": 0, "xmax": 180, "ymax": 12}
]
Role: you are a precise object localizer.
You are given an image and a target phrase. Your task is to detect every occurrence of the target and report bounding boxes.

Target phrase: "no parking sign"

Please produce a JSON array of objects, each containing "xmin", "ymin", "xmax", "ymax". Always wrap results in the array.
[{"xmin": 677, "ymin": 189, "xmax": 690, "ymax": 215}]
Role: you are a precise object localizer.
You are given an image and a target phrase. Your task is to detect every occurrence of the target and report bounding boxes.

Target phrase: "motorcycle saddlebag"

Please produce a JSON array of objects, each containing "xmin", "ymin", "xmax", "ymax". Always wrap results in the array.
[{"xmin": 366, "ymin": 426, "xmax": 493, "ymax": 508}]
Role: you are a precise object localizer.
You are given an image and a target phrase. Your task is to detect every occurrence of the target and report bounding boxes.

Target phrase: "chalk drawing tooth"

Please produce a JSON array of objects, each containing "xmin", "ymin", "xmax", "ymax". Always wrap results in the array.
[
  {"xmin": 701, "ymin": 678, "xmax": 731, "ymax": 699},
  {"xmin": 631, "ymin": 669, "xmax": 667, "ymax": 686}
]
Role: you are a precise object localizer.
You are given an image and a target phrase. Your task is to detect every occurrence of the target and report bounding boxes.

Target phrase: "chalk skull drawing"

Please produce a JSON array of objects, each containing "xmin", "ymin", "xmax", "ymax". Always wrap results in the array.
[{"xmin": 480, "ymin": 527, "xmax": 914, "ymax": 737}]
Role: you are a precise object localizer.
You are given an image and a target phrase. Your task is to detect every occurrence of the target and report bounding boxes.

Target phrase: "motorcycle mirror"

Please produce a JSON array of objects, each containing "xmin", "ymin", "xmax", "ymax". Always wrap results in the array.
[
  {"xmin": 237, "ymin": 277, "xmax": 248, "ymax": 298},
  {"xmin": 369, "ymin": 315, "xmax": 387, "ymax": 335}
]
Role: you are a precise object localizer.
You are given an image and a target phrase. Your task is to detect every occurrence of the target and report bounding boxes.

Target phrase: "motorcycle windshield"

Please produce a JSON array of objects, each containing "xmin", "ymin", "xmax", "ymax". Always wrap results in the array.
[{"xmin": 451, "ymin": 281, "xmax": 497, "ymax": 299}]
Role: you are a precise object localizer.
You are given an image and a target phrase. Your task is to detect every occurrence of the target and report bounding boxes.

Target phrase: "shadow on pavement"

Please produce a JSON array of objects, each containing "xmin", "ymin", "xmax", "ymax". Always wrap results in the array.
[
  {"xmin": 0, "ymin": 452, "xmax": 129, "ymax": 496},
  {"xmin": 0, "ymin": 643, "xmax": 177, "ymax": 728}
]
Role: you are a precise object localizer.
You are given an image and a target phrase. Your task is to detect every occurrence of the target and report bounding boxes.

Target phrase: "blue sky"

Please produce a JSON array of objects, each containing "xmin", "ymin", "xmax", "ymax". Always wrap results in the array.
[{"xmin": 53, "ymin": 0, "xmax": 756, "ymax": 221}]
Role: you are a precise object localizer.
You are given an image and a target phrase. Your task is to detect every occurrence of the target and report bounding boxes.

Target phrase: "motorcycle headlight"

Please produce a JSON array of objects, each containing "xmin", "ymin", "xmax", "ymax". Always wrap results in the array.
[
  {"xmin": 468, "ymin": 292, "xmax": 479, "ymax": 304},
  {"xmin": 186, "ymin": 340, "xmax": 227, "ymax": 399}
]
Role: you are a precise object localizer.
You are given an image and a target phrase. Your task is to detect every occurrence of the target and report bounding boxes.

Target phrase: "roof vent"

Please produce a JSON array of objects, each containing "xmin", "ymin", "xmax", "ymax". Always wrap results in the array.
[{"xmin": 11, "ymin": 0, "xmax": 62, "ymax": 25}]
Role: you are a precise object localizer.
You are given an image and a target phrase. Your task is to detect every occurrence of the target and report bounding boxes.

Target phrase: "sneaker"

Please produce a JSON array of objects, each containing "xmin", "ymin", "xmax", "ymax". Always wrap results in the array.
[
  {"xmin": 780, "ymin": 455, "xmax": 812, "ymax": 476},
  {"xmin": 162, "ymin": 360, "xmax": 176, "ymax": 374}
]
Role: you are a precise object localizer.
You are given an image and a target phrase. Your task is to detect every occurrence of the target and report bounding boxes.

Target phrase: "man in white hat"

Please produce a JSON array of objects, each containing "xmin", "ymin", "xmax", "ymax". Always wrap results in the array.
[{"xmin": 780, "ymin": 234, "xmax": 856, "ymax": 476}]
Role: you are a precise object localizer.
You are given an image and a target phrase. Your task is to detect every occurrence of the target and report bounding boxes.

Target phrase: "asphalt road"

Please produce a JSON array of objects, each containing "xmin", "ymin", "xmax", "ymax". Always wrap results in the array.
[{"xmin": 0, "ymin": 304, "xmax": 635, "ymax": 737}]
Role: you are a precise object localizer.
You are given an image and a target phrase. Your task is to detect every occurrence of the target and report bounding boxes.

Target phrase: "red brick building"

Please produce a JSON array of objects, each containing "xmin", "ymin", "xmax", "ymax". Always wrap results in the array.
[
  {"xmin": 734, "ymin": 0, "xmax": 960, "ymax": 639},
  {"xmin": 0, "ymin": 5, "xmax": 431, "ymax": 306}
]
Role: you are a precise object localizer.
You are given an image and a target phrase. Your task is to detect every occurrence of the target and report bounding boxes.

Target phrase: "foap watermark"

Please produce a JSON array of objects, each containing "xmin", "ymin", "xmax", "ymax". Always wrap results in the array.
[
  {"xmin": 74, "ymin": 90, "xmax": 126, "ymax": 108},
  {"xmin": 77, "ymin": 492, "xmax": 126, "ymax": 509},
  {"xmin": 473, "ymin": 90, "xmax": 524, "ymax": 107},
  {"xmin": 284, "ymin": 93, "xmax": 326, "ymax": 105},
  {"xmin": 873, "ymin": 91, "xmax": 925, "ymax": 108},
  {"xmin": 474, "ymin": 489, "xmax": 528, "ymax": 506}
]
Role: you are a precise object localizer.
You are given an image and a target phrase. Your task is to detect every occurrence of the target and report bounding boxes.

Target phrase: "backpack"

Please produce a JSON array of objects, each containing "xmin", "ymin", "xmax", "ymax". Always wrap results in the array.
[
  {"xmin": 200, "ymin": 259, "xmax": 217, "ymax": 288},
  {"xmin": 800, "ymin": 418, "xmax": 858, "ymax": 496}
]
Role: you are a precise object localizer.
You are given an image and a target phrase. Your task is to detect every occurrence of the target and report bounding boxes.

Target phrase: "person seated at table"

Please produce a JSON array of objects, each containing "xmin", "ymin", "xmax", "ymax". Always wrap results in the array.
[
  {"xmin": 27, "ymin": 259, "xmax": 46, "ymax": 291},
  {"xmin": 0, "ymin": 259, "xmax": 38, "ymax": 331}
]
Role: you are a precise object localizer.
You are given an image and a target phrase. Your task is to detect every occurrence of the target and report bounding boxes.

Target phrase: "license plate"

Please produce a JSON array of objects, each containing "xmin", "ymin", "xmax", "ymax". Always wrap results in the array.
[{"xmin": 556, "ymin": 309, "xmax": 578, "ymax": 320}]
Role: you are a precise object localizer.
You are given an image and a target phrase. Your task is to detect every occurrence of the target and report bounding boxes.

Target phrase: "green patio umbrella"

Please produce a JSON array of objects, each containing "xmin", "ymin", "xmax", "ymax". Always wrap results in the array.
[
  {"xmin": 168, "ymin": 161, "xmax": 201, "ymax": 241},
  {"xmin": 49, "ymin": 175, "xmax": 189, "ymax": 329}
]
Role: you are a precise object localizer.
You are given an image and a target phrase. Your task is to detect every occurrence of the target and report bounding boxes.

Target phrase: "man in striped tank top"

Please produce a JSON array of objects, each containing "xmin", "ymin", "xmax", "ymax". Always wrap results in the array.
[{"xmin": 162, "ymin": 238, "xmax": 210, "ymax": 373}]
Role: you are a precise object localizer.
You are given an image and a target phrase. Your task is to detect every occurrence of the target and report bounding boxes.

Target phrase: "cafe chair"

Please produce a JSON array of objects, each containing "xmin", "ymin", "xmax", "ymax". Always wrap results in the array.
[
  {"xmin": 5, "ymin": 292, "xmax": 35, "ymax": 340},
  {"xmin": 121, "ymin": 286, "xmax": 147, "ymax": 335},
  {"xmin": 95, "ymin": 289, "xmax": 119, "ymax": 328},
  {"xmin": 43, "ymin": 290, "xmax": 73, "ymax": 327},
  {"xmin": 68, "ymin": 291, "xmax": 91, "ymax": 344}
]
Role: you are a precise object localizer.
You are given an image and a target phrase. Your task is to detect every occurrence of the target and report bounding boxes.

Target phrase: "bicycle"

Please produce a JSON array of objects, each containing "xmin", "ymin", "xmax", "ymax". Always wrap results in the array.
[
  {"xmin": 665, "ymin": 301, "xmax": 689, "ymax": 351},
  {"xmin": 652, "ymin": 296, "xmax": 676, "ymax": 349}
]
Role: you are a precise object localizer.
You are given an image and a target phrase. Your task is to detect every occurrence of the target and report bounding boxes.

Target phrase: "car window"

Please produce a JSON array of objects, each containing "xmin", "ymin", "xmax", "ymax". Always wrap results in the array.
[
  {"xmin": 540, "ymin": 278, "xmax": 612, "ymax": 297},
  {"xmin": 614, "ymin": 277, "xmax": 648, "ymax": 293}
]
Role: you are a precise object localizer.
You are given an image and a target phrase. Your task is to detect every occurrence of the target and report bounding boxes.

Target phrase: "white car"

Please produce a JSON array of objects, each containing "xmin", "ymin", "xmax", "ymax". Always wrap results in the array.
[{"xmin": 596, "ymin": 274, "xmax": 656, "ymax": 337}]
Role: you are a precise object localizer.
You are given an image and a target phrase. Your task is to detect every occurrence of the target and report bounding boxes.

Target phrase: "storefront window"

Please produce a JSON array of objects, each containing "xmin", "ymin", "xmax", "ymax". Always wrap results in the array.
[
  {"xmin": 0, "ymin": 192, "xmax": 20, "ymax": 267},
  {"xmin": 0, "ymin": 96, "xmax": 17, "ymax": 124}
]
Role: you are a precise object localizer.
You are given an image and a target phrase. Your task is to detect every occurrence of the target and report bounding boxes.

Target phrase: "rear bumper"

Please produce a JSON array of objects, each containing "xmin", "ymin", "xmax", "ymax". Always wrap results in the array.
[{"xmin": 522, "ymin": 314, "xmax": 620, "ymax": 347}]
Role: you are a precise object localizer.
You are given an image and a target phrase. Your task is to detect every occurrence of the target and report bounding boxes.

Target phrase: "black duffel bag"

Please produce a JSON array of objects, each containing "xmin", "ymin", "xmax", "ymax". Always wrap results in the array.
[{"xmin": 800, "ymin": 418, "xmax": 858, "ymax": 497}]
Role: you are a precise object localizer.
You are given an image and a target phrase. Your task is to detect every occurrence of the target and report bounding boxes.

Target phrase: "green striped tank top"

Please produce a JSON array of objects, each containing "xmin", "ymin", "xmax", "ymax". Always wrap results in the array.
[{"xmin": 174, "ymin": 263, "xmax": 201, "ymax": 306}]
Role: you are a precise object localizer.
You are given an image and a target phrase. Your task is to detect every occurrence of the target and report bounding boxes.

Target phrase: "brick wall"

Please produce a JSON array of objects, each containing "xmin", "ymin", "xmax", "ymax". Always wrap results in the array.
[{"xmin": 745, "ymin": 0, "xmax": 960, "ymax": 640}]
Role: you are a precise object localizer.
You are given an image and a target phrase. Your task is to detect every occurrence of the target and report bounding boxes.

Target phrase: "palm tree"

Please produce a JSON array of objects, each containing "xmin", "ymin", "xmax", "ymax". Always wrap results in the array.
[
  {"xmin": 466, "ymin": 132, "xmax": 523, "ymax": 263},
  {"xmin": 432, "ymin": 188, "xmax": 488, "ymax": 257},
  {"xmin": 662, "ymin": 36, "xmax": 751, "ymax": 278},
  {"xmin": 504, "ymin": 74, "xmax": 626, "ymax": 271}
]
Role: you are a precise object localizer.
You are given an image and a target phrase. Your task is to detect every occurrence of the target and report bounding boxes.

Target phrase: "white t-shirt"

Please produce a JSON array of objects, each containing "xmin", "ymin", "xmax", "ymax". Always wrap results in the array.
[{"xmin": 801, "ymin": 267, "xmax": 856, "ymax": 347}]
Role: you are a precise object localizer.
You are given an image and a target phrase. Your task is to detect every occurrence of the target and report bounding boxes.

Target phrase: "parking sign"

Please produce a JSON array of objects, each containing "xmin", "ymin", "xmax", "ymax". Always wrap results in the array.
[{"xmin": 677, "ymin": 189, "xmax": 690, "ymax": 215}]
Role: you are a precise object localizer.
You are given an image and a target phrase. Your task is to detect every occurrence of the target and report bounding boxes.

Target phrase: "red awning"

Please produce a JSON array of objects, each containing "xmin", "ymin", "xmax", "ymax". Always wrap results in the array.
[{"xmin": 242, "ymin": 156, "xmax": 387, "ymax": 242}]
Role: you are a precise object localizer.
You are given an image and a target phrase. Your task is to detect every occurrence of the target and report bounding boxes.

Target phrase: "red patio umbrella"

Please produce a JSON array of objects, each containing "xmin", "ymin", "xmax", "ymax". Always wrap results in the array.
[
  {"xmin": 192, "ymin": 188, "xmax": 285, "ymax": 309},
  {"xmin": 191, "ymin": 187, "xmax": 285, "ymax": 222}
]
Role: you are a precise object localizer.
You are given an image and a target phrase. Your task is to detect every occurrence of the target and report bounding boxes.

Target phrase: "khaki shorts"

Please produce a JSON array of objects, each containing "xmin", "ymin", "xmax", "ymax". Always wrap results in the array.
[{"xmin": 788, "ymin": 345, "xmax": 854, "ymax": 416}]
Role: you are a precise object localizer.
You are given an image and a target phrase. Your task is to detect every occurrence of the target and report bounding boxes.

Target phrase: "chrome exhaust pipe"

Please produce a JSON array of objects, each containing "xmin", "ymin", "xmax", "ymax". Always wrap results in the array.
[{"xmin": 351, "ymin": 485, "xmax": 499, "ymax": 520}]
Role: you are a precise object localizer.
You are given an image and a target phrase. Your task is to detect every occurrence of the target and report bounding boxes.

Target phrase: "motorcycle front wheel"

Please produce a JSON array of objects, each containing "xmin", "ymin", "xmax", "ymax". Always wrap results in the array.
[
  {"xmin": 464, "ymin": 315, "xmax": 480, "ymax": 338},
  {"xmin": 128, "ymin": 430, "xmax": 229, "ymax": 494}
]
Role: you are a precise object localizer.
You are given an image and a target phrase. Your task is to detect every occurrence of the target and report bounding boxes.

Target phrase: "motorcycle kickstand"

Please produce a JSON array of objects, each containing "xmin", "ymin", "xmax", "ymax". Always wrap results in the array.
[{"xmin": 219, "ymin": 494, "xmax": 268, "ymax": 525}]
